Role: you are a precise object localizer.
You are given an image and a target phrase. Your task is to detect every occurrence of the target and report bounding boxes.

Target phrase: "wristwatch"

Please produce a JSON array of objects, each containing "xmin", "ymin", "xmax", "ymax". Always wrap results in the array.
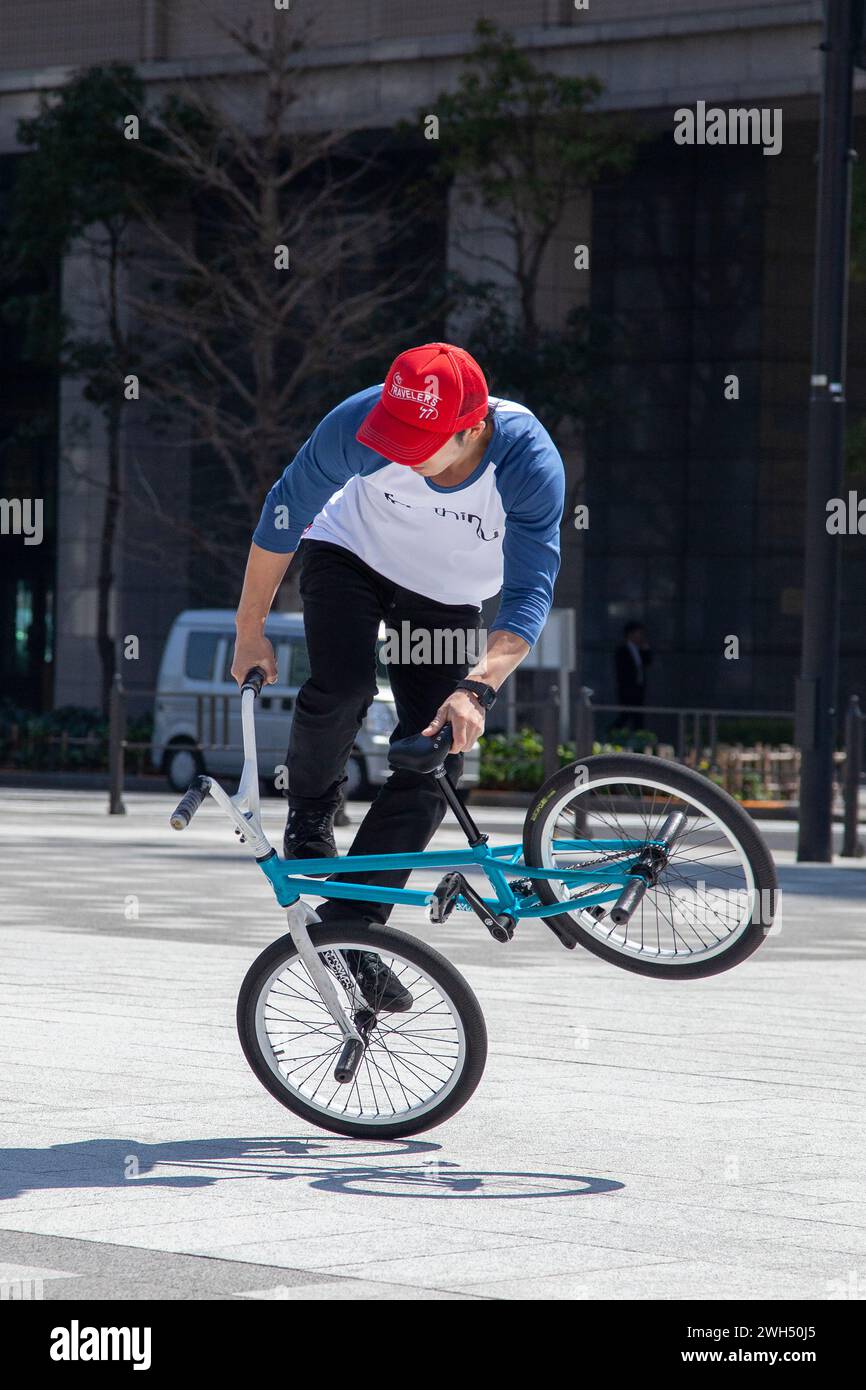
[{"xmin": 455, "ymin": 679, "xmax": 498, "ymax": 711}]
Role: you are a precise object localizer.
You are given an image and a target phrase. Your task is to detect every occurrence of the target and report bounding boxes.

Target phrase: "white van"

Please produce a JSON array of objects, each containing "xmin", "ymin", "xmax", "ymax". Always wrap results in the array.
[{"xmin": 152, "ymin": 609, "xmax": 480, "ymax": 796}]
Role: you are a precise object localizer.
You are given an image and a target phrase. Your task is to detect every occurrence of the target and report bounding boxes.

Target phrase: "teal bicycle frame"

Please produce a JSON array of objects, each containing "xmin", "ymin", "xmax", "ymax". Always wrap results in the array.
[
  {"xmin": 255, "ymin": 839, "xmax": 645, "ymax": 921},
  {"xmin": 175, "ymin": 679, "xmax": 654, "ymax": 930}
]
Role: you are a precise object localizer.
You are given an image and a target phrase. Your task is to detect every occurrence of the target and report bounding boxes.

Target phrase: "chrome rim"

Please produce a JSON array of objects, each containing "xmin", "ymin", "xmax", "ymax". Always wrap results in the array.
[
  {"xmin": 538, "ymin": 775, "xmax": 759, "ymax": 965},
  {"xmin": 254, "ymin": 943, "xmax": 467, "ymax": 1125}
]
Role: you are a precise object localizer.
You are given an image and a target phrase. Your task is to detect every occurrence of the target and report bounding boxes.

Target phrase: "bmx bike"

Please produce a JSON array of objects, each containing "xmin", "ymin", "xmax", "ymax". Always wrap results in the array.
[{"xmin": 170, "ymin": 668, "xmax": 778, "ymax": 1139}]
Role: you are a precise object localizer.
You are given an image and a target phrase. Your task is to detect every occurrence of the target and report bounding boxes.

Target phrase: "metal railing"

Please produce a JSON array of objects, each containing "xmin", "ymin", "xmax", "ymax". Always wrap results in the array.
[
  {"xmin": 3, "ymin": 676, "xmax": 863, "ymax": 852},
  {"xmin": 500, "ymin": 684, "xmax": 864, "ymax": 852}
]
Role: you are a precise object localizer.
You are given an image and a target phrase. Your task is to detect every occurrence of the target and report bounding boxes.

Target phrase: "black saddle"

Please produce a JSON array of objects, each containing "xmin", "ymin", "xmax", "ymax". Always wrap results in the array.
[{"xmin": 387, "ymin": 722, "xmax": 454, "ymax": 773}]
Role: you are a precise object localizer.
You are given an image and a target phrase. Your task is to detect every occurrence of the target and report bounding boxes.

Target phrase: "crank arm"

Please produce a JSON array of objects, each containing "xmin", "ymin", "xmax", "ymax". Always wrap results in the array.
[{"xmin": 439, "ymin": 873, "xmax": 514, "ymax": 942}]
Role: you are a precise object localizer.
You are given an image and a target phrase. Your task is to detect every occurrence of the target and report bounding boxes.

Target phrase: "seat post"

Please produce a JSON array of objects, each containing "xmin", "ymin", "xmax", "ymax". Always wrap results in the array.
[{"xmin": 433, "ymin": 767, "xmax": 487, "ymax": 847}]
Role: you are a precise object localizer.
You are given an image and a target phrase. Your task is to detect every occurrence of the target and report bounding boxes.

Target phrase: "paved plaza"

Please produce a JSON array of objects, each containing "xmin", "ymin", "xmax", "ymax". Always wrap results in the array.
[{"xmin": 0, "ymin": 787, "xmax": 864, "ymax": 1300}]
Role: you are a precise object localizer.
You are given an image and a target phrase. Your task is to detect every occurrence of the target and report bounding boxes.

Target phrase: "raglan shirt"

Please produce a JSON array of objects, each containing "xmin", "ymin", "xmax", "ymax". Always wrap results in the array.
[{"xmin": 252, "ymin": 385, "xmax": 565, "ymax": 647}]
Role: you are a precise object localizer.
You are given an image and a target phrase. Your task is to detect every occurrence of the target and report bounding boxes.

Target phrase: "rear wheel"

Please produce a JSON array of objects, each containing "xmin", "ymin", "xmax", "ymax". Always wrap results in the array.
[
  {"xmin": 237, "ymin": 922, "xmax": 487, "ymax": 1138},
  {"xmin": 523, "ymin": 754, "xmax": 778, "ymax": 979}
]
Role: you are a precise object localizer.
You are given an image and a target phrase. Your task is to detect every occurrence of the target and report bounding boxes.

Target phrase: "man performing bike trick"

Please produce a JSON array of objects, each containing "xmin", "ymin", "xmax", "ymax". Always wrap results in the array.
[{"xmin": 231, "ymin": 342, "xmax": 565, "ymax": 1009}]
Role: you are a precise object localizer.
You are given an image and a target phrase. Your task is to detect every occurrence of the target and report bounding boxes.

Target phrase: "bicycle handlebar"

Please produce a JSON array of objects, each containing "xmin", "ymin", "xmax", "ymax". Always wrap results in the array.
[
  {"xmin": 170, "ymin": 774, "xmax": 210, "ymax": 830},
  {"xmin": 241, "ymin": 666, "xmax": 267, "ymax": 697}
]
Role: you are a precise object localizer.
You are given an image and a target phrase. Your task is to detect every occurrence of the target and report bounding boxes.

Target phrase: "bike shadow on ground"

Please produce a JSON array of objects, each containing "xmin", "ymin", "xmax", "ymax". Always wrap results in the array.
[{"xmin": 0, "ymin": 1135, "xmax": 624, "ymax": 1202}]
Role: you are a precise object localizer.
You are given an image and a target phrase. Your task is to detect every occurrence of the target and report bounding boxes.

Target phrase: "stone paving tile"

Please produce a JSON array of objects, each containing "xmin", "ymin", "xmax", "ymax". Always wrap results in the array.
[
  {"xmin": 1, "ymin": 790, "xmax": 864, "ymax": 1299},
  {"xmin": 333, "ymin": 1238, "xmax": 685, "ymax": 1287},
  {"xmin": 234, "ymin": 1277, "xmax": 478, "ymax": 1299},
  {"xmin": 0, "ymin": 1229, "xmax": 342, "ymax": 1300},
  {"xmin": 451, "ymin": 1261, "xmax": 828, "ymax": 1301}
]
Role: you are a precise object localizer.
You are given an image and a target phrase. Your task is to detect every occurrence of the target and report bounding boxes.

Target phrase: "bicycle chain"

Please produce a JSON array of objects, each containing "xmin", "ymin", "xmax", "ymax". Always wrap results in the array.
[{"xmin": 544, "ymin": 848, "xmax": 639, "ymax": 902}]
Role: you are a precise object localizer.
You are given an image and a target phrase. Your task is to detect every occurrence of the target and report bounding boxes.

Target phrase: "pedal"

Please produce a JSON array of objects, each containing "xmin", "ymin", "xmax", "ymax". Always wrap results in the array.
[
  {"xmin": 427, "ymin": 871, "xmax": 464, "ymax": 924},
  {"xmin": 427, "ymin": 871, "xmax": 515, "ymax": 942},
  {"xmin": 510, "ymin": 878, "xmax": 536, "ymax": 899}
]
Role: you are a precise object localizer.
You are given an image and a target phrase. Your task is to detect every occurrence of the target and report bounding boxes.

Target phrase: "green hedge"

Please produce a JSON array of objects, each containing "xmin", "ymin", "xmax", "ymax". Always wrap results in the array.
[
  {"xmin": 0, "ymin": 701, "xmax": 154, "ymax": 771},
  {"xmin": 478, "ymin": 728, "xmax": 658, "ymax": 790},
  {"xmin": 715, "ymin": 717, "xmax": 794, "ymax": 746}
]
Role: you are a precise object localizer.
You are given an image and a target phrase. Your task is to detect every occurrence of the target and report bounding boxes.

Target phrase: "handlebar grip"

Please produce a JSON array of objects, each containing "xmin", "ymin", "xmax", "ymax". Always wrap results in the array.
[
  {"xmin": 242, "ymin": 666, "xmax": 267, "ymax": 696},
  {"xmin": 170, "ymin": 775, "xmax": 210, "ymax": 830}
]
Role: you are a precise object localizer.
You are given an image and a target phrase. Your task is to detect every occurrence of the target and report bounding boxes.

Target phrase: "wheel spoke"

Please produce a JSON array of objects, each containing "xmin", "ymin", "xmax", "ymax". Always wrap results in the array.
[
  {"xmin": 535, "ymin": 768, "xmax": 763, "ymax": 966},
  {"xmin": 252, "ymin": 938, "xmax": 467, "ymax": 1125}
]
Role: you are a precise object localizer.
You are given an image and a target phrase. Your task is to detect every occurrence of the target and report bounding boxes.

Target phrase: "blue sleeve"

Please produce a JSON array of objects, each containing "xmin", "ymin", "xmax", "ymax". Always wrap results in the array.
[
  {"xmin": 490, "ymin": 434, "xmax": 565, "ymax": 647},
  {"xmin": 252, "ymin": 392, "xmax": 374, "ymax": 552}
]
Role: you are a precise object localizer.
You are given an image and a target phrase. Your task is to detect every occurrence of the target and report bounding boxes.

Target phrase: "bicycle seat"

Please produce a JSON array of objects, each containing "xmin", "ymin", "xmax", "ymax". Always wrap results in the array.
[{"xmin": 388, "ymin": 722, "xmax": 454, "ymax": 773}]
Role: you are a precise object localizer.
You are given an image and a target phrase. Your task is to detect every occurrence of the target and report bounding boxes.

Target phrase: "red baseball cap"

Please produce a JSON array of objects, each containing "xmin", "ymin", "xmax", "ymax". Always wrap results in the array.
[{"xmin": 356, "ymin": 343, "xmax": 489, "ymax": 464}]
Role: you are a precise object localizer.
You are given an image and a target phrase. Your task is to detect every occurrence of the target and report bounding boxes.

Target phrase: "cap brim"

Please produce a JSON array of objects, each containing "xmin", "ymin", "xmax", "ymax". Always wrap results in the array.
[{"xmin": 355, "ymin": 399, "xmax": 451, "ymax": 464}]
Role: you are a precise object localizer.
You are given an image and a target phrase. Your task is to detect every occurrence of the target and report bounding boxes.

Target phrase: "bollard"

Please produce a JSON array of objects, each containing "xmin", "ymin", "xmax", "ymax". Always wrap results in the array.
[
  {"xmin": 573, "ymin": 685, "xmax": 595, "ymax": 758},
  {"xmin": 572, "ymin": 687, "xmax": 594, "ymax": 841},
  {"xmin": 108, "ymin": 672, "xmax": 127, "ymax": 816},
  {"xmin": 841, "ymin": 694, "xmax": 864, "ymax": 857},
  {"xmin": 541, "ymin": 684, "xmax": 560, "ymax": 782}
]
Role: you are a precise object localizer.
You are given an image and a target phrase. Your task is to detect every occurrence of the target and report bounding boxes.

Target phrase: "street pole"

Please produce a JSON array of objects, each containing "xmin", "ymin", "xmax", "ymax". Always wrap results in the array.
[{"xmin": 796, "ymin": 0, "xmax": 857, "ymax": 862}]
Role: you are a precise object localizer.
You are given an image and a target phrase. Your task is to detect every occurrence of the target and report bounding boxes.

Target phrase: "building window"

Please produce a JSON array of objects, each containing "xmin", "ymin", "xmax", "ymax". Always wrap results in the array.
[{"xmin": 184, "ymin": 631, "xmax": 219, "ymax": 681}]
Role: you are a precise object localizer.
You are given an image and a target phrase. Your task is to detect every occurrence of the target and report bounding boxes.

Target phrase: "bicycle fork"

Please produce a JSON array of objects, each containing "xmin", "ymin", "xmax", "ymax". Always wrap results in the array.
[
  {"xmin": 171, "ymin": 677, "xmax": 367, "ymax": 1086},
  {"xmin": 285, "ymin": 902, "xmax": 366, "ymax": 1083}
]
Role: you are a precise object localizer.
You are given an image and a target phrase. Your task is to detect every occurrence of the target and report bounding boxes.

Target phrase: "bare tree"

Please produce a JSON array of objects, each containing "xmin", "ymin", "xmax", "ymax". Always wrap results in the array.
[{"xmin": 127, "ymin": 12, "xmax": 438, "ymax": 595}]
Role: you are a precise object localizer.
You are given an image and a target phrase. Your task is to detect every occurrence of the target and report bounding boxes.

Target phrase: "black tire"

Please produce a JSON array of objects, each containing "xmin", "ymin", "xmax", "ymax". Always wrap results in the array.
[
  {"xmin": 523, "ymin": 753, "xmax": 778, "ymax": 980},
  {"xmin": 237, "ymin": 922, "xmax": 488, "ymax": 1139}
]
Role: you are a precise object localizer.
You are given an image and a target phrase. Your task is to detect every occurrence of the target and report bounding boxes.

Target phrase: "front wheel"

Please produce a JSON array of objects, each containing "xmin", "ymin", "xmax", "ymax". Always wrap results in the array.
[
  {"xmin": 237, "ymin": 922, "xmax": 487, "ymax": 1138},
  {"xmin": 523, "ymin": 754, "xmax": 778, "ymax": 980}
]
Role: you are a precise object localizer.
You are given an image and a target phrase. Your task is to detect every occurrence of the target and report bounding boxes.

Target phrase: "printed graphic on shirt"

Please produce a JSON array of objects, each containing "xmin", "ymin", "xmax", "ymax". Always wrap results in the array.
[
  {"xmin": 252, "ymin": 388, "xmax": 565, "ymax": 646},
  {"xmin": 381, "ymin": 487, "xmax": 500, "ymax": 541}
]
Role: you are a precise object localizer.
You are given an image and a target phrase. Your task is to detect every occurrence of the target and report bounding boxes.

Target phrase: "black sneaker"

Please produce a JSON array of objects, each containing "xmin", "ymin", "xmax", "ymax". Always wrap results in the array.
[
  {"xmin": 283, "ymin": 807, "xmax": 338, "ymax": 877},
  {"xmin": 342, "ymin": 950, "xmax": 414, "ymax": 1013}
]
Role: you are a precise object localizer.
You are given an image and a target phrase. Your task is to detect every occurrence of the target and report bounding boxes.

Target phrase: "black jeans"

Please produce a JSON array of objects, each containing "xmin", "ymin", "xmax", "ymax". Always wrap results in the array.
[{"xmin": 288, "ymin": 540, "xmax": 480, "ymax": 927}]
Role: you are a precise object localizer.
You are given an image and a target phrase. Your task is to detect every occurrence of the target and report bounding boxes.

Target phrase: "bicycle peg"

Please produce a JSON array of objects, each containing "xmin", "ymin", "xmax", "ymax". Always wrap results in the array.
[{"xmin": 609, "ymin": 809, "xmax": 688, "ymax": 925}]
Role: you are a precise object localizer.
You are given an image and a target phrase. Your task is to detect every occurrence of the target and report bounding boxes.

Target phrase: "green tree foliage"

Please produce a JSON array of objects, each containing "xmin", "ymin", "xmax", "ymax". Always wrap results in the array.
[
  {"xmin": 426, "ymin": 19, "xmax": 637, "ymax": 430},
  {"xmin": 4, "ymin": 65, "xmax": 177, "ymax": 711}
]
